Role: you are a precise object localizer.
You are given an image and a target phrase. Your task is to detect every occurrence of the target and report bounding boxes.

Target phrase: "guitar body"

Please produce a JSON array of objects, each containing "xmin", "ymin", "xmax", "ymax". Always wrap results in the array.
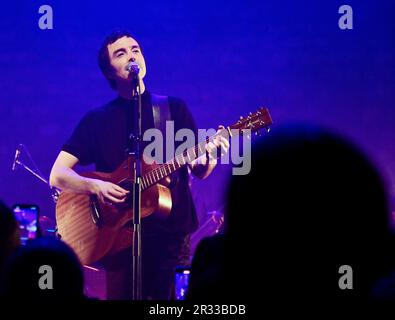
[
  {"xmin": 55, "ymin": 107, "xmax": 272, "ymax": 265},
  {"xmin": 56, "ymin": 157, "xmax": 172, "ymax": 265}
]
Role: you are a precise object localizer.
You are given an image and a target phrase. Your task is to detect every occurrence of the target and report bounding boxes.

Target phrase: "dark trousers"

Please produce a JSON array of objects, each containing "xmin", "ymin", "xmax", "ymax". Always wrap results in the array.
[{"xmin": 102, "ymin": 234, "xmax": 190, "ymax": 300}]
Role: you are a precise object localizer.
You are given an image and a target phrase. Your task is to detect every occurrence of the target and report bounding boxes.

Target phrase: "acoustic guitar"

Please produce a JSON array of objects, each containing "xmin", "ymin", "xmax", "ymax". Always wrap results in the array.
[{"xmin": 56, "ymin": 107, "xmax": 272, "ymax": 265}]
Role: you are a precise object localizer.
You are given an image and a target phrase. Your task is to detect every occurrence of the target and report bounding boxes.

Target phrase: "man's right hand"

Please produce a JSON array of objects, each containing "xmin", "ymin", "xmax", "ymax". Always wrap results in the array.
[
  {"xmin": 50, "ymin": 151, "xmax": 129, "ymax": 205},
  {"xmin": 90, "ymin": 179, "xmax": 129, "ymax": 205}
]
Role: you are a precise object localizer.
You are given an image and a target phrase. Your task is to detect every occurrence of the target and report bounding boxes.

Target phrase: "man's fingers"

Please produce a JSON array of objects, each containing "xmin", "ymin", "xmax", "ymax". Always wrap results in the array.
[
  {"xmin": 211, "ymin": 138, "xmax": 229, "ymax": 152},
  {"xmin": 104, "ymin": 193, "xmax": 126, "ymax": 204},
  {"xmin": 206, "ymin": 135, "xmax": 230, "ymax": 160},
  {"xmin": 220, "ymin": 137, "xmax": 230, "ymax": 149},
  {"xmin": 206, "ymin": 142, "xmax": 217, "ymax": 157},
  {"xmin": 108, "ymin": 187, "xmax": 128, "ymax": 198},
  {"xmin": 98, "ymin": 194, "xmax": 105, "ymax": 204},
  {"xmin": 113, "ymin": 185, "xmax": 129, "ymax": 194},
  {"xmin": 206, "ymin": 141, "xmax": 216, "ymax": 151},
  {"xmin": 220, "ymin": 142, "xmax": 228, "ymax": 152},
  {"xmin": 212, "ymin": 139, "xmax": 221, "ymax": 148}
]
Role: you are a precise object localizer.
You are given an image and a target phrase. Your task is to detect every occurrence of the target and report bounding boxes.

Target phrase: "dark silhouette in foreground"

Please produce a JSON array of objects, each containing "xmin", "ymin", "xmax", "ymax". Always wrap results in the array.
[
  {"xmin": 0, "ymin": 201, "xmax": 20, "ymax": 273},
  {"xmin": 188, "ymin": 124, "xmax": 395, "ymax": 303},
  {"xmin": 1, "ymin": 237, "xmax": 85, "ymax": 299}
]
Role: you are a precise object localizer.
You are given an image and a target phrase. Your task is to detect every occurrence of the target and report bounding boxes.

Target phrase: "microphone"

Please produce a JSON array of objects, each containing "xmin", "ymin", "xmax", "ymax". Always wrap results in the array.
[
  {"xmin": 126, "ymin": 61, "xmax": 140, "ymax": 75},
  {"xmin": 12, "ymin": 145, "xmax": 21, "ymax": 171}
]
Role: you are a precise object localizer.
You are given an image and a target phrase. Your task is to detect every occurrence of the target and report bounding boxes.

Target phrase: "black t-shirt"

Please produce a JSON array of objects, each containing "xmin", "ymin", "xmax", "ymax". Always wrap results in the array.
[{"xmin": 62, "ymin": 90, "xmax": 199, "ymax": 236}]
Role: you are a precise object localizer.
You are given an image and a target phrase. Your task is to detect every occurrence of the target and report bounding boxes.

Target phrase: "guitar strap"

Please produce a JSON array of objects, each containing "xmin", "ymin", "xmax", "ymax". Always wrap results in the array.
[
  {"xmin": 151, "ymin": 93, "xmax": 171, "ymax": 134},
  {"xmin": 151, "ymin": 93, "xmax": 172, "ymax": 166}
]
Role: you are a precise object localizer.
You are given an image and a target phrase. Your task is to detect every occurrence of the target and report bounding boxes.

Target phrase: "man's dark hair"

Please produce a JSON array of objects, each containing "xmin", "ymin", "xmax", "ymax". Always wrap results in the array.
[{"xmin": 98, "ymin": 30, "xmax": 135, "ymax": 90}]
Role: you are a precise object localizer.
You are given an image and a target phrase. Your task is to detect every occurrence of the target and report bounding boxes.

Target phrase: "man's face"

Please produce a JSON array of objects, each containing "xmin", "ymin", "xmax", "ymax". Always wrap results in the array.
[{"xmin": 106, "ymin": 36, "xmax": 147, "ymax": 86}]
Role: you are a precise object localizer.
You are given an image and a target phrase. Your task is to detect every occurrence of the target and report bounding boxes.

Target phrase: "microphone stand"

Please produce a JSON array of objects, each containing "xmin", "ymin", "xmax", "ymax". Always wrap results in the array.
[
  {"xmin": 12, "ymin": 145, "xmax": 60, "ymax": 203},
  {"xmin": 127, "ymin": 72, "xmax": 143, "ymax": 300}
]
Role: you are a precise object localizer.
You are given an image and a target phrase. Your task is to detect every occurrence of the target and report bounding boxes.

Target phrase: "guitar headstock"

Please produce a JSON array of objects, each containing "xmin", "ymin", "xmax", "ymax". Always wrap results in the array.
[{"xmin": 229, "ymin": 107, "xmax": 273, "ymax": 134}]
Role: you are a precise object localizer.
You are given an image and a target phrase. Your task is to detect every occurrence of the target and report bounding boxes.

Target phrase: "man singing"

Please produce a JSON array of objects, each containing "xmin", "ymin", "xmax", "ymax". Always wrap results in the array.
[{"xmin": 50, "ymin": 30, "xmax": 229, "ymax": 299}]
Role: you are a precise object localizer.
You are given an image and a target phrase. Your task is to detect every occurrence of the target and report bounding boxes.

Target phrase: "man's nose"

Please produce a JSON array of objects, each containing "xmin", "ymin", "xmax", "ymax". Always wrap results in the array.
[{"xmin": 129, "ymin": 50, "xmax": 137, "ymax": 61}]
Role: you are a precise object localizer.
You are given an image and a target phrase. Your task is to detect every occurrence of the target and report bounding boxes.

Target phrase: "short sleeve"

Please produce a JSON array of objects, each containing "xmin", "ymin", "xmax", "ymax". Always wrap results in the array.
[{"xmin": 62, "ymin": 111, "xmax": 98, "ymax": 166}]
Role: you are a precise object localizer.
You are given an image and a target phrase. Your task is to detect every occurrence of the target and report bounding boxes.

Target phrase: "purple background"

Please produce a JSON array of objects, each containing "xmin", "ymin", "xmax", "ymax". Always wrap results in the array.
[{"xmin": 1, "ymin": 1, "xmax": 394, "ymax": 246}]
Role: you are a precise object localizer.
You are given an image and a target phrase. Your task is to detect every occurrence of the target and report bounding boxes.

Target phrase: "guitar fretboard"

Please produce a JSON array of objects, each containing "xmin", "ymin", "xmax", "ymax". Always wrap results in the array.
[
  {"xmin": 141, "ymin": 131, "xmax": 227, "ymax": 190},
  {"xmin": 140, "ymin": 107, "xmax": 271, "ymax": 190}
]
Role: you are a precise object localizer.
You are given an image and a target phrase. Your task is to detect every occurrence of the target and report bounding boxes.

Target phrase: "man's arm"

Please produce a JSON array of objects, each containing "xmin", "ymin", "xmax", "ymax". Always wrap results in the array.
[
  {"xmin": 50, "ymin": 151, "xmax": 128, "ymax": 204},
  {"xmin": 189, "ymin": 126, "xmax": 230, "ymax": 179}
]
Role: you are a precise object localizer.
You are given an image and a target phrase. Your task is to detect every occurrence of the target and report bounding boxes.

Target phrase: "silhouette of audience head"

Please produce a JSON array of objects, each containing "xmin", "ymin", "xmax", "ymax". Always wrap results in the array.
[
  {"xmin": 1, "ymin": 236, "xmax": 85, "ymax": 299},
  {"xmin": 189, "ymin": 124, "xmax": 395, "ymax": 303},
  {"xmin": 225, "ymin": 124, "xmax": 394, "ymax": 301},
  {"xmin": 0, "ymin": 201, "xmax": 20, "ymax": 269}
]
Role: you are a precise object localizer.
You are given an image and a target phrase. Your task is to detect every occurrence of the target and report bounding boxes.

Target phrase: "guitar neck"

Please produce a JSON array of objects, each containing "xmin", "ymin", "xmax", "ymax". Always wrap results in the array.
[
  {"xmin": 141, "ymin": 130, "xmax": 228, "ymax": 190},
  {"xmin": 140, "ymin": 107, "xmax": 272, "ymax": 190}
]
